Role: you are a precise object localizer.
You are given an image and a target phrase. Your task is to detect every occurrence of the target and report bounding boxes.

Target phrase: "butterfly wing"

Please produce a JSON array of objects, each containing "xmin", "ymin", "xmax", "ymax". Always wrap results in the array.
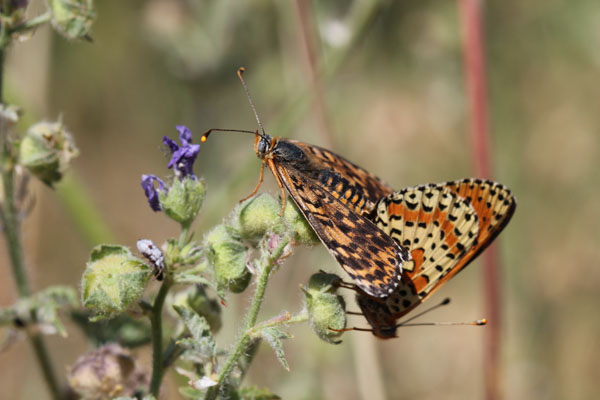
[
  {"xmin": 356, "ymin": 179, "xmax": 516, "ymax": 336},
  {"xmin": 270, "ymin": 153, "xmax": 410, "ymax": 298},
  {"xmin": 287, "ymin": 140, "xmax": 394, "ymax": 209}
]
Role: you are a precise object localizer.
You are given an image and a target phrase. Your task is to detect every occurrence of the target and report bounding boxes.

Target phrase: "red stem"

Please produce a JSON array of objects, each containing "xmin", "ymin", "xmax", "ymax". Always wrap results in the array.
[{"xmin": 457, "ymin": 1, "xmax": 501, "ymax": 400}]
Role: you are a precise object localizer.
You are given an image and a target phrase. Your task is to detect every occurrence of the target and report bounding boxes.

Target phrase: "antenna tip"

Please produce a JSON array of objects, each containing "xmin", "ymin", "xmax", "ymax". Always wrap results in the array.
[
  {"xmin": 238, "ymin": 67, "xmax": 246, "ymax": 76},
  {"xmin": 200, "ymin": 129, "xmax": 211, "ymax": 142},
  {"xmin": 477, "ymin": 318, "xmax": 487, "ymax": 325},
  {"xmin": 441, "ymin": 297, "xmax": 451, "ymax": 305}
]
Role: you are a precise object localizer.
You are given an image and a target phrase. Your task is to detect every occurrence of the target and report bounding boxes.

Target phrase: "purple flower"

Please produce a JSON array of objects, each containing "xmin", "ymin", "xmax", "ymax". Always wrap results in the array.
[
  {"xmin": 163, "ymin": 125, "xmax": 200, "ymax": 179},
  {"xmin": 141, "ymin": 175, "xmax": 166, "ymax": 211},
  {"xmin": 1, "ymin": 0, "xmax": 28, "ymax": 11}
]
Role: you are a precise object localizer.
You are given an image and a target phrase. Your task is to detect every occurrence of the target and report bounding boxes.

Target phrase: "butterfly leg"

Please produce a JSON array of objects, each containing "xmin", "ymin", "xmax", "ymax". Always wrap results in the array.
[
  {"xmin": 266, "ymin": 158, "xmax": 287, "ymax": 215},
  {"xmin": 328, "ymin": 326, "xmax": 374, "ymax": 333},
  {"xmin": 240, "ymin": 160, "xmax": 266, "ymax": 203}
]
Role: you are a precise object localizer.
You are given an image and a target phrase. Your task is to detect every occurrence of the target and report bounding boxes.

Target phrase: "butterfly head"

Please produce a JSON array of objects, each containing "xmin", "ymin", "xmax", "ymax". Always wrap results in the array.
[{"xmin": 254, "ymin": 131, "xmax": 274, "ymax": 160}]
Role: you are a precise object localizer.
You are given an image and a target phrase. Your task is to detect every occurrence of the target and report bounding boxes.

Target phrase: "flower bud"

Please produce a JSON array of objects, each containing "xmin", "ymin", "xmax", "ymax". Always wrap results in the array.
[
  {"xmin": 159, "ymin": 176, "xmax": 205, "ymax": 227},
  {"xmin": 81, "ymin": 245, "xmax": 152, "ymax": 319},
  {"xmin": 307, "ymin": 271, "xmax": 343, "ymax": 293},
  {"xmin": 283, "ymin": 198, "xmax": 319, "ymax": 245},
  {"xmin": 68, "ymin": 343, "xmax": 148, "ymax": 400},
  {"xmin": 19, "ymin": 120, "xmax": 79, "ymax": 186},
  {"xmin": 232, "ymin": 194, "xmax": 286, "ymax": 242},
  {"xmin": 170, "ymin": 285, "xmax": 222, "ymax": 333},
  {"xmin": 48, "ymin": 0, "xmax": 96, "ymax": 41},
  {"xmin": 205, "ymin": 225, "xmax": 251, "ymax": 293},
  {"xmin": 302, "ymin": 272, "xmax": 346, "ymax": 344}
]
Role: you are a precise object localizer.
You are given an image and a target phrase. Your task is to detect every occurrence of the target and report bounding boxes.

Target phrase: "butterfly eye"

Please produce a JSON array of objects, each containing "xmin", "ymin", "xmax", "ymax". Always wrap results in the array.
[{"xmin": 257, "ymin": 137, "xmax": 270, "ymax": 155}]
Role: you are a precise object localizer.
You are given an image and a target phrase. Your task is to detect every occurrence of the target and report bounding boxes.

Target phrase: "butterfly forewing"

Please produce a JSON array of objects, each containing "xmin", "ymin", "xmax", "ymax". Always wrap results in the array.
[
  {"xmin": 356, "ymin": 179, "xmax": 516, "ymax": 337},
  {"xmin": 288, "ymin": 140, "xmax": 394, "ymax": 212},
  {"xmin": 269, "ymin": 140, "xmax": 409, "ymax": 298}
]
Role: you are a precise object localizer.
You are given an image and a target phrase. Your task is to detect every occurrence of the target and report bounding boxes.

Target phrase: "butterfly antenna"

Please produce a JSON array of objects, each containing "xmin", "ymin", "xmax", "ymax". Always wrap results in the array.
[
  {"xmin": 397, "ymin": 319, "xmax": 487, "ymax": 328},
  {"xmin": 396, "ymin": 297, "xmax": 452, "ymax": 326},
  {"xmin": 201, "ymin": 128, "xmax": 257, "ymax": 142},
  {"xmin": 237, "ymin": 67, "xmax": 267, "ymax": 137},
  {"xmin": 395, "ymin": 297, "xmax": 487, "ymax": 328}
]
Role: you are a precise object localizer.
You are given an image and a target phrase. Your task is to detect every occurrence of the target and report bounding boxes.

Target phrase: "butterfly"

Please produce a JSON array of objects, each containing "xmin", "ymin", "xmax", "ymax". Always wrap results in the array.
[
  {"xmin": 201, "ymin": 68, "xmax": 411, "ymax": 298},
  {"xmin": 353, "ymin": 178, "xmax": 516, "ymax": 338},
  {"xmin": 202, "ymin": 130, "xmax": 410, "ymax": 298}
]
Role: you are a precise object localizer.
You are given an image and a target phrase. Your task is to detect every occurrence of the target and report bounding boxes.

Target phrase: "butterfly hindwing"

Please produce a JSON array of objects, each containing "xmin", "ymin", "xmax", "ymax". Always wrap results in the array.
[
  {"xmin": 356, "ymin": 179, "xmax": 516, "ymax": 337},
  {"xmin": 272, "ymin": 159, "xmax": 409, "ymax": 298}
]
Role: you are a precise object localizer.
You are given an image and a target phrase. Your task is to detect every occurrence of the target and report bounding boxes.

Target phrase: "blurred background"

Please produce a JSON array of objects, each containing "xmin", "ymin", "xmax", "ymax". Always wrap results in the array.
[{"xmin": 1, "ymin": 0, "xmax": 599, "ymax": 399}]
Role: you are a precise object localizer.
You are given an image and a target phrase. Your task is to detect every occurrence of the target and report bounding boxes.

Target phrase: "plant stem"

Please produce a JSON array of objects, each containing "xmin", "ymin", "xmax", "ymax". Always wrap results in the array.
[
  {"xmin": 457, "ymin": 1, "xmax": 502, "ymax": 400},
  {"xmin": 205, "ymin": 237, "xmax": 290, "ymax": 400},
  {"xmin": 149, "ymin": 278, "xmax": 172, "ymax": 397},
  {"xmin": 8, "ymin": 11, "xmax": 52, "ymax": 35},
  {"xmin": 0, "ymin": 23, "xmax": 62, "ymax": 400},
  {"xmin": 29, "ymin": 334, "xmax": 63, "ymax": 400}
]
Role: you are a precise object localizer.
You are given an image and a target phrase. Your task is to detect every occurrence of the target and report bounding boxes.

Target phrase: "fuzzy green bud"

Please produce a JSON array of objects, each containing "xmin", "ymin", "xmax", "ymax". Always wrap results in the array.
[
  {"xmin": 205, "ymin": 225, "xmax": 251, "ymax": 293},
  {"xmin": 49, "ymin": 0, "xmax": 95, "ymax": 41},
  {"xmin": 232, "ymin": 193, "xmax": 286, "ymax": 242},
  {"xmin": 67, "ymin": 343, "xmax": 148, "ymax": 400},
  {"xmin": 159, "ymin": 177, "xmax": 205, "ymax": 227},
  {"xmin": 303, "ymin": 272, "xmax": 346, "ymax": 344},
  {"xmin": 81, "ymin": 245, "xmax": 152, "ymax": 319},
  {"xmin": 283, "ymin": 197, "xmax": 319, "ymax": 245},
  {"xmin": 19, "ymin": 120, "xmax": 79, "ymax": 186},
  {"xmin": 307, "ymin": 271, "xmax": 343, "ymax": 293},
  {"xmin": 171, "ymin": 285, "xmax": 222, "ymax": 333}
]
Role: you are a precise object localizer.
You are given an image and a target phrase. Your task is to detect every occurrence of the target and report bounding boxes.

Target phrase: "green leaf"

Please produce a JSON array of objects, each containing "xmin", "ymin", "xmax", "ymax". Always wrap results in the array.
[
  {"xmin": 0, "ymin": 285, "xmax": 78, "ymax": 336},
  {"xmin": 173, "ymin": 305, "xmax": 211, "ymax": 342},
  {"xmin": 179, "ymin": 386, "xmax": 206, "ymax": 399},
  {"xmin": 238, "ymin": 386, "xmax": 282, "ymax": 400},
  {"xmin": 173, "ymin": 271, "xmax": 213, "ymax": 287},
  {"xmin": 173, "ymin": 305, "xmax": 216, "ymax": 364},
  {"xmin": 260, "ymin": 327, "xmax": 291, "ymax": 371},
  {"xmin": 70, "ymin": 311, "xmax": 151, "ymax": 348}
]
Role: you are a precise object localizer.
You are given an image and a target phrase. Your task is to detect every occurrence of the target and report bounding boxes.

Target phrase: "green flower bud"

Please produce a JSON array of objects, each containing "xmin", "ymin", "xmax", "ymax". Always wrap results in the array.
[
  {"xmin": 302, "ymin": 272, "xmax": 346, "ymax": 344},
  {"xmin": 0, "ymin": 104, "xmax": 21, "ymax": 128},
  {"xmin": 49, "ymin": 0, "xmax": 95, "ymax": 41},
  {"xmin": 19, "ymin": 120, "xmax": 79, "ymax": 186},
  {"xmin": 81, "ymin": 245, "xmax": 152, "ymax": 319},
  {"xmin": 232, "ymin": 193, "xmax": 286, "ymax": 242},
  {"xmin": 171, "ymin": 285, "xmax": 222, "ymax": 333},
  {"xmin": 205, "ymin": 225, "xmax": 251, "ymax": 293},
  {"xmin": 159, "ymin": 176, "xmax": 205, "ymax": 227},
  {"xmin": 283, "ymin": 197, "xmax": 319, "ymax": 245},
  {"xmin": 68, "ymin": 343, "xmax": 148, "ymax": 400},
  {"xmin": 164, "ymin": 238, "xmax": 202, "ymax": 268},
  {"xmin": 307, "ymin": 271, "xmax": 343, "ymax": 293}
]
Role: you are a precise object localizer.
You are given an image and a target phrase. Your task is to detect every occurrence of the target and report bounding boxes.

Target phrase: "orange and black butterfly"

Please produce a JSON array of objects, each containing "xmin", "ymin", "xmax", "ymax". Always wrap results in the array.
[
  {"xmin": 201, "ymin": 68, "xmax": 410, "ymax": 298},
  {"xmin": 354, "ymin": 179, "xmax": 516, "ymax": 338},
  {"xmin": 202, "ymin": 130, "xmax": 411, "ymax": 298}
]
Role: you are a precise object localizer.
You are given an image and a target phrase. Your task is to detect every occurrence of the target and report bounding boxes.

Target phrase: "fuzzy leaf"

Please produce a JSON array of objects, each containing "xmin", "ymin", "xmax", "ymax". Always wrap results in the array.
[
  {"xmin": 174, "ymin": 305, "xmax": 216, "ymax": 364},
  {"xmin": 70, "ymin": 311, "xmax": 151, "ymax": 347},
  {"xmin": 173, "ymin": 305, "xmax": 211, "ymax": 342},
  {"xmin": 179, "ymin": 386, "xmax": 206, "ymax": 399},
  {"xmin": 260, "ymin": 327, "xmax": 291, "ymax": 371},
  {"xmin": 238, "ymin": 386, "xmax": 282, "ymax": 400},
  {"xmin": 1, "ymin": 285, "xmax": 77, "ymax": 336},
  {"xmin": 173, "ymin": 272, "xmax": 213, "ymax": 287}
]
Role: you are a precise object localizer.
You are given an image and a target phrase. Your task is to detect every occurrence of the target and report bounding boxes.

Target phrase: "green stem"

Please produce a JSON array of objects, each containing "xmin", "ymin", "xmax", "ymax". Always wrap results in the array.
[
  {"xmin": 29, "ymin": 334, "xmax": 63, "ymax": 400},
  {"xmin": 149, "ymin": 278, "xmax": 172, "ymax": 397},
  {"xmin": 205, "ymin": 237, "xmax": 290, "ymax": 400},
  {"xmin": 0, "ymin": 22, "xmax": 62, "ymax": 400},
  {"xmin": 8, "ymin": 11, "xmax": 52, "ymax": 35}
]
